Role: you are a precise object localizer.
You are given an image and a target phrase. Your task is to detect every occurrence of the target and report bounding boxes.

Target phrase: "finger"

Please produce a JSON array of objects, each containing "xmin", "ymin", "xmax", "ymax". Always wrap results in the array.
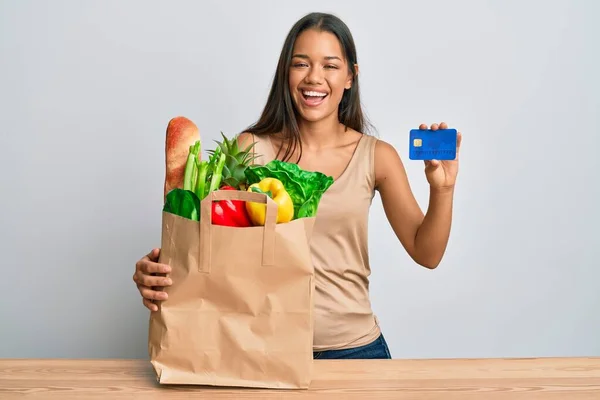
[
  {"xmin": 143, "ymin": 297, "xmax": 158, "ymax": 312},
  {"xmin": 139, "ymin": 284, "xmax": 168, "ymax": 301},
  {"xmin": 439, "ymin": 122, "xmax": 448, "ymax": 129},
  {"xmin": 139, "ymin": 260, "xmax": 171, "ymax": 275},
  {"xmin": 136, "ymin": 271, "xmax": 172, "ymax": 288},
  {"xmin": 419, "ymin": 123, "xmax": 428, "ymax": 130},
  {"xmin": 431, "ymin": 123, "xmax": 439, "ymax": 131},
  {"xmin": 133, "ymin": 271, "xmax": 173, "ymax": 287}
]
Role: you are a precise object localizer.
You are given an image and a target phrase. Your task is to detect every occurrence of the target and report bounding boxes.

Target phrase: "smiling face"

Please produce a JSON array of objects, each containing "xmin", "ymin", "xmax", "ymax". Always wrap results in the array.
[{"xmin": 288, "ymin": 28, "xmax": 355, "ymax": 125}]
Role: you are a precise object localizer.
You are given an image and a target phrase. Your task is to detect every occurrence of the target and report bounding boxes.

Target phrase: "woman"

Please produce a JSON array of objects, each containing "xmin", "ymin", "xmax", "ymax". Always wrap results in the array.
[{"xmin": 133, "ymin": 12, "xmax": 461, "ymax": 360}]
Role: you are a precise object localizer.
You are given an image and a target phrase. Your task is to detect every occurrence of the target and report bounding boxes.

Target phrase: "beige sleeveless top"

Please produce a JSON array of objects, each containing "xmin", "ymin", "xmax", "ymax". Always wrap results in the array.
[{"xmin": 251, "ymin": 133, "xmax": 381, "ymax": 351}]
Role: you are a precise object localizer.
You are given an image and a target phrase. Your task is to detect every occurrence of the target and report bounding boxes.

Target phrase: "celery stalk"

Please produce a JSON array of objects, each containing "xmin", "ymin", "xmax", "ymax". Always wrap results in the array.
[
  {"xmin": 191, "ymin": 161, "xmax": 198, "ymax": 191},
  {"xmin": 183, "ymin": 141, "xmax": 201, "ymax": 191},
  {"xmin": 195, "ymin": 160, "xmax": 209, "ymax": 200},
  {"xmin": 208, "ymin": 153, "xmax": 226, "ymax": 193}
]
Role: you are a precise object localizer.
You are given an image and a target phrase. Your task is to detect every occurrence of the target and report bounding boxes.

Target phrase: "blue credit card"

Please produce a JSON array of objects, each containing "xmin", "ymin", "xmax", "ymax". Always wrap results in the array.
[{"xmin": 409, "ymin": 128, "xmax": 457, "ymax": 160}]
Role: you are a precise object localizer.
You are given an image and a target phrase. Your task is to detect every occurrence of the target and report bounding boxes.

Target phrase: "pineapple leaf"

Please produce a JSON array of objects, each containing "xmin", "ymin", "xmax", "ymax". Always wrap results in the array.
[
  {"xmin": 234, "ymin": 152, "xmax": 247, "ymax": 164},
  {"xmin": 221, "ymin": 164, "xmax": 231, "ymax": 178},
  {"xmin": 212, "ymin": 140, "xmax": 226, "ymax": 155},
  {"xmin": 232, "ymin": 164, "xmax": 247, "ymax": 175},
  {"xmin": 235, "ymin": 150, "xmax": 257, "ymax": 164},
  {"xmin": 222, "ymin": 177, "xmax": 240, "ymax": 188},
  {"xmin": 232, "ymin": 166, "xmax": 247, "ymax": 183},
  {"xmin": 223, "ymin": 154, "xmax": 238, "ymax": 169},
  {"xmin": 243, "ymin": 142, "xmax": 257, "ymax": 153}
]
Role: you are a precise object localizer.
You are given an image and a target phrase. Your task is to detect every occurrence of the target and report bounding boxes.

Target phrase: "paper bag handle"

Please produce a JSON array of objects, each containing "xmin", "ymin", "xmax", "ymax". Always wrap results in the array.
[{"xmin": 199, "ymin": 189, "xmax": 278, "ymax": 273}]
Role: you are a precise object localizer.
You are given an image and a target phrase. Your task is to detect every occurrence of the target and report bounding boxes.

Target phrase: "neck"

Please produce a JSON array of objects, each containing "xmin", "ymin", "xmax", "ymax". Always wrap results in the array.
[{"xmin": 297, "ymin": 115, "xmax": 343, "ymax": 149}]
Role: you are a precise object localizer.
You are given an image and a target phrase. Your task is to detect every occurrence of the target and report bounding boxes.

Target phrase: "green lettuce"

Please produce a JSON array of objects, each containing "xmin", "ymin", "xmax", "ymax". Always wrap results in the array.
[
  {"xmin": 163, "ymin": 188, "xmax": 200, "ymax": 221},
  {"xmin": 244, "ymin": 160, "xmax": 334, "ymax": 219}
]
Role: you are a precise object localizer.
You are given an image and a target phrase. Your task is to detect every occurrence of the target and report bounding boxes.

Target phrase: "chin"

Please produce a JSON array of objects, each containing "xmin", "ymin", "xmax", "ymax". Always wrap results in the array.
[
  {"xmin": 296, "ymin": 110, "xmax": 336, "ymax": 124},
  {"xmin": 297, "ymin": 110, "xmax": 325, "ymax": 122}
]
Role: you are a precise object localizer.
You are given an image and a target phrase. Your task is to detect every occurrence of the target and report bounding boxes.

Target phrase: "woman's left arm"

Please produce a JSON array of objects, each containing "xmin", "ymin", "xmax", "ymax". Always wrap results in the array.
[{"xmin": 375, "ymin": 122, "xmax": 462, "ymax": 269}]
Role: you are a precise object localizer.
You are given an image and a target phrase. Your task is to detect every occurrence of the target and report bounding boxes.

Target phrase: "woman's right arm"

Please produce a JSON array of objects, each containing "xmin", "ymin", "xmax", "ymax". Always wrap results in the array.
[{"xmin": 133, "ymin": 248, "xmax": 172, "ymax": 311}]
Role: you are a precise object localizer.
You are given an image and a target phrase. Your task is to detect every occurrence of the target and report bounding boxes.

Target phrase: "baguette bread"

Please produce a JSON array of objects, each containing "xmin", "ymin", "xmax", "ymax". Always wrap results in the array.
[{"xmin": 164, "ymin": 116, "xmax": 200, "ymax": 201}]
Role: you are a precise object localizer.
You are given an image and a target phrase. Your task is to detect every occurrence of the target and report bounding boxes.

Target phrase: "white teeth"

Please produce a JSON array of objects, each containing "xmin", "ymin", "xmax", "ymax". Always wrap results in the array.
[{"xmin": 302, "ymin": 90, "xmax": 327, "ymax": 97}]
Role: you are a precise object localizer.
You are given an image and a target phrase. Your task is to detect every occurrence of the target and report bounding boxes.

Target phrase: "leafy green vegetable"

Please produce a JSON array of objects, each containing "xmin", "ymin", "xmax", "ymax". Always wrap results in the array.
[
  {"xmin": 244, "ymin": 160, "xmax": 334, "ymax": 219},
  {"xmin": 163, "ymin": 188, "xmax": 200, "ymax": 221}
]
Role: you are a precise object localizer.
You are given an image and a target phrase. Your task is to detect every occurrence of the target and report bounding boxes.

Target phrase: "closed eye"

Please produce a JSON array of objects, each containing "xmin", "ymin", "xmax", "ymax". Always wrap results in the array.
[{"xmin": 291, "ymin": 63, "xmax": 339, "ymax": 69}]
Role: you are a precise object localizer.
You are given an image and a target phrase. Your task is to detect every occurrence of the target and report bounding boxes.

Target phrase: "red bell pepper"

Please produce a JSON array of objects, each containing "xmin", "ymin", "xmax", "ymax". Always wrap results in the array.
[{"xmin": 211, "ymin": 186, "xmax": 252, "ymax": 227}]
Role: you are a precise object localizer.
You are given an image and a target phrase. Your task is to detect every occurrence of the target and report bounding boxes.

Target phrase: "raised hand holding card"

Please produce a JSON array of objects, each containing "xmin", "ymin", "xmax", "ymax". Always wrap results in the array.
[
  {"xmin": 409, "ymin": 128, "xmax": 458, "ymax": 161},
  {"xmin": 409, "ymin": 122, "xmax": 462, "ymax": 190}
]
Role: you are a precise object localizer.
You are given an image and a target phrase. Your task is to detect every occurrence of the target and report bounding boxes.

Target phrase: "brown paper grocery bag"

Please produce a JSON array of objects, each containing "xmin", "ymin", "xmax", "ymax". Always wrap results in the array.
[{"xmin": 148, "ymin": 189, "xmax": 316, "ymax": 389}]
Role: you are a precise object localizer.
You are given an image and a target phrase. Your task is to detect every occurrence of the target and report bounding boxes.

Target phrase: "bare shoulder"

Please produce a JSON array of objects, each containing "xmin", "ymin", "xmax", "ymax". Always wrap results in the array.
[
  {"xmin": 373, "ymin": 138, "xmax": 408, "ymax": 190},
  {"xmin": 374, "ymin": 138, "xmax": 402, "ymax": 163}
]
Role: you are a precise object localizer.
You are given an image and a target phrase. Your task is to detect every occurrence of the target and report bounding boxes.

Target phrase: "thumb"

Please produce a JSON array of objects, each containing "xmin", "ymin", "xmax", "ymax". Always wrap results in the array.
[{"xmin": 148, "ymin": 247, "xmax": 161, "ymax": 261}]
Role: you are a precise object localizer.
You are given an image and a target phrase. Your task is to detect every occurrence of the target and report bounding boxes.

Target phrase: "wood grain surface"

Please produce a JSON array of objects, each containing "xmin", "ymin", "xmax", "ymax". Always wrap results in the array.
[{"xmin": 1, "ymin": 357, "xmax": 599, "ymax": 399}]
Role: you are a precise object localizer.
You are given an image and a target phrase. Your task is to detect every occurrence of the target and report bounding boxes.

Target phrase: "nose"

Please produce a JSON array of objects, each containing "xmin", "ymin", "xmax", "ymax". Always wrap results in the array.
[{"xmin": 304, "ymin": 65, "xmax": 323, "ymax": 84}]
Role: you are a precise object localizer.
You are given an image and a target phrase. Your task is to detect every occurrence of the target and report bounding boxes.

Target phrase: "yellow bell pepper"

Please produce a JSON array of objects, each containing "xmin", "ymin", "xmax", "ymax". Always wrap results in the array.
[{"xmin": 246, "ymin": 177, "xmax": 294, "ymax": 225}]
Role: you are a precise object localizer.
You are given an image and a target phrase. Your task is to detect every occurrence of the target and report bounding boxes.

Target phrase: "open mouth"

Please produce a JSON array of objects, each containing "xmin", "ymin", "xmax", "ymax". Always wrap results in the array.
[{"xmin": 301, "ymin": 89, "xmax": 328, "ymax": 106}]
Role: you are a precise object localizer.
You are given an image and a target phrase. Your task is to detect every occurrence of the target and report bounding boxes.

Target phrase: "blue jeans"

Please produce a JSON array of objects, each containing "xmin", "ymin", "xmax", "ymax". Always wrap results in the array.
[{"xmin": 313, "ymin": 333, "xmax": 392, "ymax": 359}]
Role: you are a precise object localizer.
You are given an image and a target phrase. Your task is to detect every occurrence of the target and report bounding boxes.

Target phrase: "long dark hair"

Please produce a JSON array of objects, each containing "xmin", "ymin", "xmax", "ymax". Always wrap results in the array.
[{"xmin": 243, "ymin": 12, "xmax": 374, "ymax": 163}]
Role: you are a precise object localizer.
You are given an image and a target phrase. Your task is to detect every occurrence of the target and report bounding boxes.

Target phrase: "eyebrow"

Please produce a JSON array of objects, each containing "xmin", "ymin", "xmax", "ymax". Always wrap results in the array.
[{"xmin": 292, "ymin": 53, "xmax": 342, "ymax": 61}]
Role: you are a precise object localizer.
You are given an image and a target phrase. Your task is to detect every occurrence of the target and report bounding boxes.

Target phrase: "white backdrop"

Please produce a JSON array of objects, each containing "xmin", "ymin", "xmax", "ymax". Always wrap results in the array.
[{"xmin": 1, "ymin": 0, "xmax": 598, "ymax": 359}]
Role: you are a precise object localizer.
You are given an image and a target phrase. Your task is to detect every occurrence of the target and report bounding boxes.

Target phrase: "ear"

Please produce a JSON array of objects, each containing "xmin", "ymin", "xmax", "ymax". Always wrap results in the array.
[{"xmin": 345, "ymin": 63, "xmax": 359, "ymax": 90}]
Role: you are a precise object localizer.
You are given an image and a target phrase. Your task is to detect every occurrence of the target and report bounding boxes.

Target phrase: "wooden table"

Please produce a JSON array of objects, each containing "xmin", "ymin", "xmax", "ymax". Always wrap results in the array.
[{"xmin": 1, "ymin": 357, "xmax": 599, "ymax": 399}]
